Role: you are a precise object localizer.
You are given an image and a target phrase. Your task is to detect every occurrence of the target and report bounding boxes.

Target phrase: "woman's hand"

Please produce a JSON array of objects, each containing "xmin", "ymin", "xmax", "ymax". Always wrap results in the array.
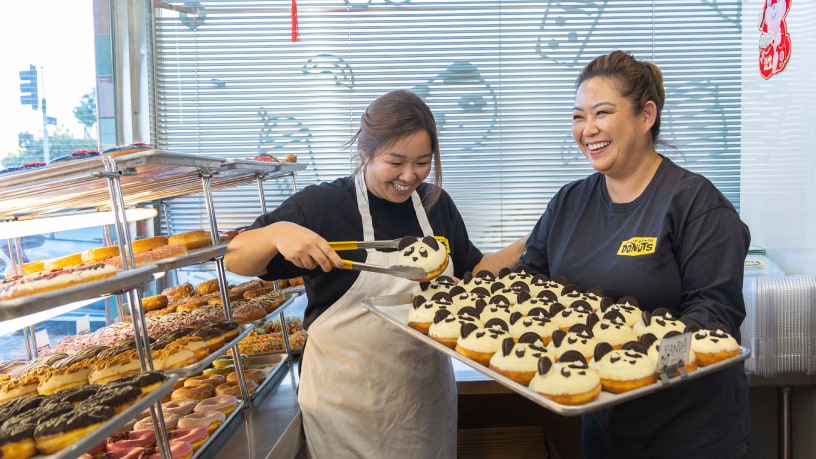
[
  {"xmin": 273, "ymin": 222, "xmax": 343, "ymax": 272},
  {"xmin": 224, "ymin": 221, "xmax": 343, "ymax": 276}
]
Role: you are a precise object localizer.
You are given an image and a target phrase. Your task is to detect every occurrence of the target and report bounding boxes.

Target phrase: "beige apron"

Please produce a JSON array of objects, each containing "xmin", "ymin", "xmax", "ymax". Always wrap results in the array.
[{"xmin": 298, "ymin": 173, "xmax": 456, "ymax": 459}]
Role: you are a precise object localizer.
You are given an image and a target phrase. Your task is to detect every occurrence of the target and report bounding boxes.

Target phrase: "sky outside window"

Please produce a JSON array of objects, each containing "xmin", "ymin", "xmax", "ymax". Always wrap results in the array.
[{"xmin": 1, "ymin": 1, "xmax": 97, "ymax": 163}]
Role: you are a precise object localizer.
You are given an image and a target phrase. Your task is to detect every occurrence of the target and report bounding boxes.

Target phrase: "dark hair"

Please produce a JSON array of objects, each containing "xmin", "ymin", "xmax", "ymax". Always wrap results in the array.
[
  {"xmin": 576, "ymin": 50, "xmax": 665, "ymax": 145},
  {"xmin": 349, "ymin": 89, "xmax": 443, "ymax": 208}
]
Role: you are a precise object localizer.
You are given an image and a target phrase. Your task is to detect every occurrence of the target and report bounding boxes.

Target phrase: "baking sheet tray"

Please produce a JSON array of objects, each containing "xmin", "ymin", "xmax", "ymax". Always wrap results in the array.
[
  {"xmin": 0, "ymin": 265, "xmax": 159, "ymax": 321},
  {"xmin": 43, "ymin": 373, "xmax": 179, "ymax": 459},
  {"xmin": 362, "ymin": 294, "xmax": 751, "ymax": 417},
  {"xmin": 190, "ymin": 395, "xmax": 246, "ymax": 459},
  {"xmin": 152, "ymin": 244, "xmax": 227, "ymax": 272},
  {"xmin": 247, "ymin": 352, "xmax": 290, "ymax": 400}
]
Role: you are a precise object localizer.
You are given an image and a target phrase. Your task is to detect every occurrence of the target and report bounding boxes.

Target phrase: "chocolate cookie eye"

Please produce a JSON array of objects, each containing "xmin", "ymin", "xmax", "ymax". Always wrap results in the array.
[{"xmin": 537, "ymin": 356, "xmax": 553, "ymax": 375}]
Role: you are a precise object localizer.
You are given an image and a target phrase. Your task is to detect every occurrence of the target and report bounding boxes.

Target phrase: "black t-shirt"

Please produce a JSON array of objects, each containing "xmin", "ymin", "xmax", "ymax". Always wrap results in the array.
[
  {"xmin": 521, "ymin": 156, "xmax": 751, "ymax": 458},
  {"xmin": 249, "ymin": 176, "xmax": 483, "ymax": 329}
]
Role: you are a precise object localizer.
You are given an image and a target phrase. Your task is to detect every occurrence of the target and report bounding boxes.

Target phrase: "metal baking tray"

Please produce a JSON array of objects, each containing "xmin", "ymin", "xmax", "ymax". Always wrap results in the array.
[
  {"xmin": 247, "ymin": 352, "xmax": 290, "ymax": 400},
  {"xmin": 165, "ymin": 323, "xmax": 256, "ymax": 379},
  {"xmin": 362, "ymin": 294, "xmax": 751, "ymax": 417},
  {"xmin": 0, "ymin": 265, "xmax": 159, "ymax": 321},
  {"xmin": 208, "ymin": 159, "xmax": 308, "ymax": 191},
  {"xmin": 43, "ymin": 373, "xmax": 179, "ymax": 459}
]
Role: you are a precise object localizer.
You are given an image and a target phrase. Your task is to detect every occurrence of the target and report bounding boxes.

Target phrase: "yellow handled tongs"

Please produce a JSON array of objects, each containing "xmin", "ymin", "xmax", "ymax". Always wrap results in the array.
[
  {"xmin": 338, "ymin": 259, "xmax": 427, "ymax": 281},
  {"xmin": 327, "ymin": 239, "xmax": 404, "ymax": 251}
]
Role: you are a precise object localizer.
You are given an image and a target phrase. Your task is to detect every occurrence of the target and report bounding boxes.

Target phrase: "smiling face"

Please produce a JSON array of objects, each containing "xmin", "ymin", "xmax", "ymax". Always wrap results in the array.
[
  {"xmin": 572, "ymin": 76, "xmax": 656, "ymax": 179},
  {"xmin": 363, "ymin": 130, "xmax": 433, "ymax": 203}
]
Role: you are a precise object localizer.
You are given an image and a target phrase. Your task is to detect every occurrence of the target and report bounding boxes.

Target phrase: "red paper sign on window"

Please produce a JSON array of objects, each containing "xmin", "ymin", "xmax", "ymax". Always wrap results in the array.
[{"xmin": 758, "ymin": 0, "xmax": 792, "ymax": 79}]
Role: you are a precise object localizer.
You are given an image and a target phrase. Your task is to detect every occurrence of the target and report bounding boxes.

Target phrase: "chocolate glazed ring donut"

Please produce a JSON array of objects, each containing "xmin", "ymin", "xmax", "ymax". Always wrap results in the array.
[{"xmin": 34, "ymin": 404, "xmax": 116, "ymax": 454}]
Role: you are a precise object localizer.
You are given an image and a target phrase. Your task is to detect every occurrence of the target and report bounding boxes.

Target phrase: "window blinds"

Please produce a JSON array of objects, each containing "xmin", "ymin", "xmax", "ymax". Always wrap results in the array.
[{"xmin": 151, "ymin": 0, "xmax": 742, "ymax": 252}]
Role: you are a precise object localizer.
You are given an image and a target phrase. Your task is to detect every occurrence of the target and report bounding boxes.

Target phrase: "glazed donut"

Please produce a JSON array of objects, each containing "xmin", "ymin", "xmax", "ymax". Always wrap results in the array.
[
  {"xmin": 168, "ymin": 230, "xmax": 212, "ymax": 250},
  {"xmin": 106, "ymin": 429, "xmax": 157, "ymax": 451},
  {"xmin": 131, "ymin": 236, "xmax": 168, "ymax": 254},
  {"xmin": 215, "ymin": 380, "xmax": 258, "ymax": 397},
  {"xmin": 194, "ymin": 394, "xmax": 240, "ymax": 415},
  {"xmin": 168, "ymin": 426, "xmax": 209, "ymax": 451},
  {"xmin": 172, "ymin": 384, "xmax": 215, "ymax": 401},
  {"xmin": 177, "ymin": 409, "xmax": 226, "ymax": 434},
  {"xmin": 184, "ymin": 374, "xmax": 226, "ymax": 389},
  {"xmin": 133, "ymin": 411, "xmax": 181, "ymax": 431},
  {"xmin": 161, "ymin": 282, "xmax": 194, "ymax": 301},
  {"xmin": 162, "ymin": 398, "xmax": 198, "ymax": 416},
  {"xmin": 43, "ymin": 252, "xmax": 84, "ymax": 271},
  {"xmin": 81, "ymin": 245, "xmax": 121, "ymax": 264},
  {"xmin": 34, "ymin": 404, "xmax": 115, "ymax": 454},
  {"xmin": 227, "ymin": 369, "xmax": 266, "ymax": 385},
  {"xmin": 195, "ymin": 278, "xmax": 220, "ymax": 295},
  {"xmin": 141, "ymin": 294, "xmax": 169, "ymax": 312}
]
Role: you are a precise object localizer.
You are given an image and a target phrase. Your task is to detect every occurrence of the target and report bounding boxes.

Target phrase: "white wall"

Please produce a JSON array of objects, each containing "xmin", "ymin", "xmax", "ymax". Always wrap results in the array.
[{"xmin": 741, "ymin": 0, "xmax": 816, "ymax": 276}]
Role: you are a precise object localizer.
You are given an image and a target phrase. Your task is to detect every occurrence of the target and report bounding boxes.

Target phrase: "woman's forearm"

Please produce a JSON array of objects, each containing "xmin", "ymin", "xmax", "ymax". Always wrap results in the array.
[{"xmin": 472, "ymin": 233, "xmax": 529, "ymax": 275}]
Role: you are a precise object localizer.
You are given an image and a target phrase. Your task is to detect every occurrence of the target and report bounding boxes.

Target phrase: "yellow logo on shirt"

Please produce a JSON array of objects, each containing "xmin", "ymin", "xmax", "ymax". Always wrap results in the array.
[
  {"xmin": 434, "ymin": 236, "xmax": 451, "ymax": 253},
  {"xmin": 617, "ymin": 237, "xmax": 656, "ymax": 256}
]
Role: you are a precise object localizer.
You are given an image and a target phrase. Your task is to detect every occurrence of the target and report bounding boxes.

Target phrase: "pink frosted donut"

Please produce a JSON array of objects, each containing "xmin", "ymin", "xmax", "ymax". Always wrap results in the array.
[
  {"xmin": 168, "ymin": 426, "xmax": 209, "ymax": 450},
  {"xmin": 162, "ymin": 398, "xmax": 198, "ymax": 416},
  {"xmin": 133, "ymin": 411, "xmax": 181, "ymax": 431},
  {"xmin": 106, "ymin": 429, "xmax": 156, "ymax": 451},
  {"xmin": 177, "ymin": 409, "xmax": 226, "ymax": 434},
  {"xmin": 194, "ymin": 394, "xmax": 239, "ymax": 415},
  {"xmin": 81, "ymin": 447, "xmax": 144, "ymax": 459},
  {"xmin": 141, "ymin": 439, "xmax": 194, "ymax": 459}
]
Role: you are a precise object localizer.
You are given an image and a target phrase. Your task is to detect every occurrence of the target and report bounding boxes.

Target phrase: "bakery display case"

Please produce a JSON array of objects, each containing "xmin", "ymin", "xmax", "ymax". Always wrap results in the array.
[{"xmin": 0, "ymin": 150, "xmax": 307, "ymax": 458}]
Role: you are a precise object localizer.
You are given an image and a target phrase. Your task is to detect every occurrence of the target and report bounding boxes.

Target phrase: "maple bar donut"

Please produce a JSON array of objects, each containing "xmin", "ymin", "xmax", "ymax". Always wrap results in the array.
[
  {"xmin": 43, "ymin": 252, "xmax": 84, "ymax": 271},
  {"xmin": 184, "ymin": 374, "xmax": 226, "ymax": 389},
  {"xmin": 169, "ymin": 426, "xmax": 209, "ymax": 451},
  {"xmin": 177, "ymin": 409, "xmax": 226, "ymax": 434},
  {"xmin": 81, "ymin": 245, "xmax": 121, "ymax": 264},
  {"xmin": 131, "ymin": 236, "xmax": 168, "ymax": 254},
  {"xmin": 34, "ymin": 404, "xmax": 116, "ymax": 454},
  {"xmin": 168, "ymin": 230, "xmax": 212, "ymax": 250},
  {"xmin": 396, "ymin": 235, "xmax": 449, "ymax": 282},
  {"xmin": 194, "ymin": 394, "xmax": 240, "ymax": 415}
]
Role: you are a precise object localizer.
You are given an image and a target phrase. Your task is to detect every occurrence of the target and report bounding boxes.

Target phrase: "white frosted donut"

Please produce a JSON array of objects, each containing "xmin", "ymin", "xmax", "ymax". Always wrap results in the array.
[
  {"xmin": 194, "ymin": 395, "xmax": 239, "ymax": 415},
  {"xmin": 162, "ymin": 398, "xmax": 198, "ymax": 416},
  {"xmin": 177, "ymin": 409, "xmax": 226, "ymax": 433},
  {"xmin": 133, "ymin": 411, "xmax": 181, "ymax": 431}
]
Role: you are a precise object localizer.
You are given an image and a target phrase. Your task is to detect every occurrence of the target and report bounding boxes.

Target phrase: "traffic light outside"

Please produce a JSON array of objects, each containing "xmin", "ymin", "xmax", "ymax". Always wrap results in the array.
[{"xmin": 19, "ymin": 64, "xmax": 39, "ymax": 111}]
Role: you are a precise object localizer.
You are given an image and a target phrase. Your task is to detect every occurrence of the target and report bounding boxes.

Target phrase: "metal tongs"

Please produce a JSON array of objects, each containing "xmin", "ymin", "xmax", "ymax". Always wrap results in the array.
[{"xmin": 328, "ymin": 238, "xmax": 428, "ymax": 281}]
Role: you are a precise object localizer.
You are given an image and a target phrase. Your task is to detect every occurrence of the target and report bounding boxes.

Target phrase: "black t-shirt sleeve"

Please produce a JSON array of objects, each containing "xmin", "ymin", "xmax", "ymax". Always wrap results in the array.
[{"xmin": 670, "ymin": 177, "xmax": 751, "ymax": 338}]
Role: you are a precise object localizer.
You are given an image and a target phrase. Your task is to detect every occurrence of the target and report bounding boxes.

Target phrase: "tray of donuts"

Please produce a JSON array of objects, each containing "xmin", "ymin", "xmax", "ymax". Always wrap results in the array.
[
  {"xmin": 201, "ymin": 352, "xmax": 290, "ymax": 400},
  {"xmin": 361, "ymin": 267, "xmax": 750, "ymax": 416},
  {"xmin": 0, "ymin": 370, "xmax": 178, "ymax": 459}
]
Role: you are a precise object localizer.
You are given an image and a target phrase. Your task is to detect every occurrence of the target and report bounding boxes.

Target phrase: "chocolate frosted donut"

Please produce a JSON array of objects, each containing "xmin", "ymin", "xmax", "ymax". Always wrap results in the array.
[
  {"xmin": 81, "ymin": 383, "xmax": 143, "ymax": 414},
  {"xmin": 34, "ymin": 404, "xmax": 116, "ymax": 454},
  {"xmin": 52, "ymin": 384, "xmax": 101, "ymax": 406}
]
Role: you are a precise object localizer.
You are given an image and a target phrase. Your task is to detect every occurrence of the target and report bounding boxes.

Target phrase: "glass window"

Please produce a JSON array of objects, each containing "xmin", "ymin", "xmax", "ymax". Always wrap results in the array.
[{"xmin": 150, "ymin": 1, "xmax": 741, "ymax": 253}]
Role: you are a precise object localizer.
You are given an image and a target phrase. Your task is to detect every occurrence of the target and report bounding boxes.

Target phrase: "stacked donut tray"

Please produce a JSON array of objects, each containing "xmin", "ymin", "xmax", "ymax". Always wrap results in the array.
[
  {"xmin": 38, "ymin": 374, "xmax": 179, "ymax": 459},
  {"xmin": 362, "ymin": 294, "xmax": 750, "ymax": 416}
]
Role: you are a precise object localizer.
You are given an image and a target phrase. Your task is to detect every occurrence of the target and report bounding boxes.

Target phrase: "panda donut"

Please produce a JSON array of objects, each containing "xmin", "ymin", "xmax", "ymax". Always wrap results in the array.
[{"xmin": 396, "ymin": 236, "xmax": 449, "ymax": 282}]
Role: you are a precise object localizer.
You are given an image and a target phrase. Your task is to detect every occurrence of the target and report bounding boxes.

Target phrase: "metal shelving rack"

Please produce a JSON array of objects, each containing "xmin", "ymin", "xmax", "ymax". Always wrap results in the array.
[{"xmin": 0, "ymin": 150, "xmax": 306, "ymax": 458}]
